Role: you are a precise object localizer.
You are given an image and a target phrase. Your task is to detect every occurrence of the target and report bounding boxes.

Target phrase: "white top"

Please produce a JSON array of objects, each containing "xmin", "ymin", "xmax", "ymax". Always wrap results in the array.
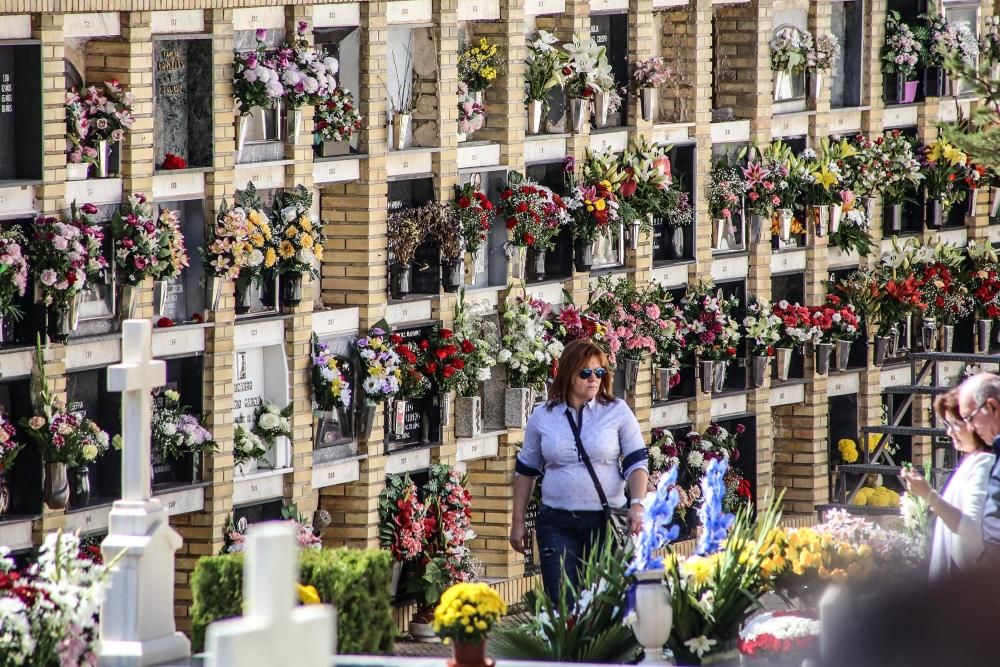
[
  {"xmin": 515, "ymin": 398, "xmax": 647, "ymax": 511},
  {"xmin": 929, "ymin": 450, "xmax": 996, "ymax": 581}
]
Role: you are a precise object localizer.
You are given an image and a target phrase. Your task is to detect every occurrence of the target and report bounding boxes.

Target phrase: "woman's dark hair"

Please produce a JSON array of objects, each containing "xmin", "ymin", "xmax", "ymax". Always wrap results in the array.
[
  {"xmin": 936, "ymin": 388, "xmax": 989, "ymax": 451},
  {"xmin": 546, "ymin": 339, "xmax": 615, "ymax": 408}
]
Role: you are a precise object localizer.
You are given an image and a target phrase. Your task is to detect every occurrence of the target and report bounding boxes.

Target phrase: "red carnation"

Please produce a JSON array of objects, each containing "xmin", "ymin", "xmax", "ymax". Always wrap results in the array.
[
  {"xmin": 418, "ymin": 339, "xmax": 430, "ymax": 350},
  {"xmin": 458, "ymin": 196, "xmax": 470, "ymax": 207},
  {"xmin": 435, "ymin": 348, "xmax": 448, "ymax": 360},
  {"xmin": 156, "ymin": 317, "xmax": 174, "ymax": 328},
  {"xmin": 440, "ymin": 328, "xmax": 453, "ymax": 339},
  {"xmin": 524, "ymin": 233, "xmax": 535, "ymax": 245},
  {"xmin": 425, "ymin": 362, "xmax": 438, "ymax": 374},
  {"xmin": 442, "ymin": 365, "xmax": 456, "ymax": 378},
  {"xmin": 452, "ymin": 358, "xmax": 465, "ymax": 370},
  {"xmin": 506, "ymin": 217, "xmax": 517, "ymax": 230},
  {"xmin": 461, "ymin": 339, "xmax": 474, "ymax": 353}
]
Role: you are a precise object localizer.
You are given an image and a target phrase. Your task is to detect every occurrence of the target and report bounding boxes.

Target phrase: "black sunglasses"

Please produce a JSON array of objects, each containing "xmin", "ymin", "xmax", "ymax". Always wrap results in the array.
[{"xmin": 579, "ymin": 367, "xmax": 608, "ymax": 380}]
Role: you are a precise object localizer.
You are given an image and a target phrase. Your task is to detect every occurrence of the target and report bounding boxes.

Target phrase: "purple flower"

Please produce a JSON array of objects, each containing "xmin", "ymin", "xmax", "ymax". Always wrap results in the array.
[
  {"xmin": 255, "ymin": 28, "xmax": 268, "ymax": 41},
  {"xmin": 297, "ymin": 20, "xmax": 308, "ymax": 34},
  {"xmin": 562, "ymin": 155, "xmax": 576, "ymax": 173}
]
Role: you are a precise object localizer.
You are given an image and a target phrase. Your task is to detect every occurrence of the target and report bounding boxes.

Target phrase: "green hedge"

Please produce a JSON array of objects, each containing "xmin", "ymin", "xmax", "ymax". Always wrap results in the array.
[{"xmin": 190, "ymin": 547, "xmax": 395, "ymax": 654}]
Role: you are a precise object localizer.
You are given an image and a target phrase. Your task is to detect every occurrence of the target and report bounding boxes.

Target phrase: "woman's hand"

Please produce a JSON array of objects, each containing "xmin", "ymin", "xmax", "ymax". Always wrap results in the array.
[
  {"xmin": 509, "ymin": 522, "xmax": 529, "ymax": 554},
  {"xmin": 901, "ymin": 466, "xmax": 932, "ymax": 501},
  {"xmin": 628, "ymin": 504, "xmax": 644, "ymax": 535}
]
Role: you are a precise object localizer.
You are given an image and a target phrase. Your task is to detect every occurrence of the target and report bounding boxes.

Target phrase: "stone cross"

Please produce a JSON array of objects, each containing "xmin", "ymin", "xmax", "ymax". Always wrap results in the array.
[
  {"xmin": 107, "ymin": 319, "xmax": 166, "ymax": 501},
  {"xmin": 205, "ymin": 522, "xmax": 336, "ymax": 667}
]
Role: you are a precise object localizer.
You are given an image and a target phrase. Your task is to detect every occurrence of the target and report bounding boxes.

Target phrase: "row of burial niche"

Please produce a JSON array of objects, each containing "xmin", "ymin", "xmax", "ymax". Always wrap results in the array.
[
  {"xmin": 654, "ymin": 279, "xmax": 748, "ymax": 399},
  {"xmin": 0, "ymin": 41, "xmax": 42, "ymax": 182}
]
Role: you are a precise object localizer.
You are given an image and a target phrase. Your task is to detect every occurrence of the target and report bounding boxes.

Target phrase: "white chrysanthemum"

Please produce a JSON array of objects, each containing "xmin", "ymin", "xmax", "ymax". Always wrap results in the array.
[{"xmin": 687, "ymin": 450, "xmax": 705, "ymax": 469}]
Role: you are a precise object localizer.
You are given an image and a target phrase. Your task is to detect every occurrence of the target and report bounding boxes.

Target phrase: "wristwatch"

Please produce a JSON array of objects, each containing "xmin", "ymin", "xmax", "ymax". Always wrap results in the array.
[{"xmin": 630, "ymin": 499, "xmax": 644, "ymax": 507}]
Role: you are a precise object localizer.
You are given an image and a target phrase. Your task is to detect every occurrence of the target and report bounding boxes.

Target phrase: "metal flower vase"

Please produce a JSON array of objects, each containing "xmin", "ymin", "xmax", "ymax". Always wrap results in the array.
[
  {"xmin": 667, "ymin": 225, "xmax": 684, "ymax": 259},
  {"xmin": 237, "ymin": 114, "xmax": 250, "ymax": 157},
  {"xmin": 205, "ymin": 275, "xmax": 223, "ymax": 311},
  {"xmin": 829, "ymin": 203, "xmax": 843, "ymax": 234},
  {"xmin": 888, "ymin": 326, "xmax": 902, "ymax": 356},
  {"xmin": 509, "ymin": 245, "xmax": 527, "ymax": 282},
  {"xmin": 504, "ymin": 387, "xmax": 535, "ymax": 428},
  {"xmin": 640, "ymin": 88, "xmax": 657, "ymax": 123},
  {"xmin": 713, "ymin": 361, "xmax": 728, "ymax": 393},
  {"xmin": 527, "ymin": 100, "xmax": 544, "ymax": 135},
  {"xmin": 835, "ymin": 339, "xmax": 852, "ymax": 372},
  {"xmin": 991, "ymin": 187, "xmax": 1000, "ymax": 218},
  {"xmin": 885, "ymin": 203, "xmax": 903, "ymax": 233},
  {"xmin": 632, "ymin": 568, "xmax": 672, "ymax": 665},
  {"xmin": 527, "ymin": 248, "xmax": 547, "ymax": 282},
  {"xmin": 121, "ymin": 283, "xmax": 141, "ymax": 319},
  {"xmin": 356, "ymin": 402, "xmax": 377, "ymax": 440},
  {"xmin": 977, "ymin": 319, "xmax": 993, "ymax": 354},
  {"xmin": 712, "ymin": 218, "xmax": 728, "ymax": 250},
  {"xmin": 652, "ymin": 367, "xmax": 673, "ymax": 401},
  {"xmin": 967, "ymin": 188, "xmax": 980, "ymax": 216},
  {"xmin": 574, "ymin": 239, "xmax": 594, "ymax": 273},
  {"xmin": 751, "ymin": 355, "xmax": 769, "ymax": 388},
  {"xmin": 568, "ymin": 98, "xmax": 587, "ymax": 133},
  {"xmin": 623, "ymin": 358, "xmax": 640, "ymax": 392},
  {"xmin": 97, "ymin": 139, "xmax": 112, "ymax": 177},
  {"xmin": 809, "ymin": 71, "xmax": 824, "ymax": 100},
  {"xmin": 234, "ymin": 280, "xmax": 252, "ymax": 315},
  {"xmin": 280, "ymin": 272, "xmax": 305, "ymax": 309},
  {"xmin": 811, "ymin": 205, "xmax": 830, "ymax": 238},
  {"xmin": 455, "ymin": 396, "xmax": 482, "ymax": 438},
  {"xmin": 749, "ymin": 214, "xmax": 765, "ymax": 244},
  {"xmin": 441, "ymin": 258, "xmax": 464, "ymax": 293},
  {"xmin": 774, "ymin": 69, "xmax": 793, "ymax": 100},
  {"xmin": 863, "ymin": 197, "xmax": 877, "ymax": 222},
  {"xmin": 939, "ymin": 324, "xmax": 955, "ymax": 353},
  {"xmin": 287, "ymin": 108, "xmax": 303, "ymax": 144},
  {"xmin": 777, "ymin": 208, "xmax": 793, "ymax": 242},
  {"xmin": 0, "ymin": 471, "xmax": 9, "ymax": 517},
  {"xmin": 392, "ymin": 112, "xmax": 412, "ymax": 151},
  {"xmin": 389, "ymin": 263, "xmax": 412, "ymax": 300},
  {"xmin": 873, "ymin": 335, "xmax": 891, "ymax": 367},
  {"xmin": 71, "ymin": 465, "xmax": 91, "ymax": 506},
  {"xmin": 926, "ymin": 199, "xmax": 943, "ymax": 229},
  {"xmin": 921, "ymin": 318, "xmax": 937, "ymax": 351},
  {"xmin": 774, "ymin": 347, "xmax": 793, "ymax": 381},
  {"xmin": 43, "ymin": 462, "xmax": 70, "ymax": 510},
  {"xmin": 628, "ymin": 218, "xmax": 643, "ymax": 251},
  {"xmin": 592, "ymin": 90, "xmax": 610, "ymax": 128},
  {"xmin": 815, "ymin": 342, "xmax": 833, "ymax": 375},
  {"xmin": 698, "ymin": 360, "xmax": 715, "ymax": 394},
  {"xmin": 391, "ymin": 399, "xmax": 409, "ymax": 437},
  {"xmin": 440, "ymin": 392, "xmax": 453, "ymax": 427}
]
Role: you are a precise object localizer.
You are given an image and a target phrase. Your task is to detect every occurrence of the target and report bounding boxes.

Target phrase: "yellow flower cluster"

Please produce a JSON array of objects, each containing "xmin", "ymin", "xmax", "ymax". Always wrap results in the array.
[
  {"xmin": 245, "ymin": 208, "xmax": 278, "ymax": 270},
  {"xmin": 458, "ymin": 37, "xmax": 505, "ymax": 91},
  {"xmin": 781, "ymin": 527, "xmax": 874, "ymax": 585},
  {"xmin": 432, "ymin": 582, "xmax": 506, "ymax": 643},
  {"xmin": 837, "ymin": 438, "xmax": 858, "ymax": 463},
  {"xmin": 584, "ymin": 198, "xmax": 607, "ymax": 213},
  {"xmin": 927, "ymin": 140, "xmax": 967, "ymax": 167},
  {"xmin": 770, "ymin": 214, "xmax": 806, "ymax": 236},
  {"xmin": 851, "ymin": 485, "xmax": 900, "ymax": 508}
]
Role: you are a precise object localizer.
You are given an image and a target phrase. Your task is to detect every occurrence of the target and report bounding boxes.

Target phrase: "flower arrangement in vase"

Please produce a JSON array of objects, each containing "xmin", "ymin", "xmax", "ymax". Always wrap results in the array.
[
  {"xmin": 458, "ymin": 36, "xmax": 505, "ymax": 95},
  {"xmin": 65, "ymin": 80, "xmax": 134, "ymax": 178},
  {"xmin": 203, "ymin": 200, "xmax": 251, "ymax": 282},
  {"xmin": 457, "ymin": 82, "xmax": 486, "ymax": 141},
  {"xmin": 311, "ymin": 337, "xmax": 352, "ymax": 416},
  {"xmin": 882, "ymin": 11, "xmax": 921, "ymax": 103},
  {"xmin": 679, "ymin": 281, "xmax": 740, "ymax": 393},
  {"xmin": 707, "ymin": 162, "xmax": 747, "ymax": 250},
  {"xmin": 807, "ymin": 33, "xmax": 840, "ymax": 98},
  {"xmin": 0, "ymin": 411, "xmax": 23, "ymax": 514},
  {"xmin": 270, "ymin": 185, "xmax": 325, "ymax": 307},
  {"xmin": 315, "ymin": 87, "xmax": 362, "ymax": 151},
  {"xmin": 64, "ymin": 89, "xmax": 94, "ymax": 179},
  {"xmin": 279, "ymin": 21, "xmax": 340, "ymax": 143},
  {"xmin": 497, "ymin": 294, "xmax": 563, "ymax": 393},
  {"xmin": 918, "ymin": 11, "xmax": 978, "ymax": 96},
  {"xmin": 743, "ymin": 295, "xmax": 782, "ymax": 388},
  {"xmin": 621, "ymin": 136, "xmax": 679, "ymax": 252},
  {"xmin": 646, "ymin": 286, "xmax": 689, "ymax": 400},
  {"xmin": 500, "ymin": 172, "xmax": 569, "ymax": 281},
  {"xmin": 562, "ymin": 34, "xmax": 621, "ymax": 130},
  {"xmin": 587, "ymin": 276, "xmax": 663, "ymax": 373},
  {"xmin": 355, "ymin": 323, "xmax": 403, "ymax": 406},
  {"xmin": 769, "ymin": 27, "xmax": 812, "ymax": 99},
  {"xmin": 156, "ymin": 206, "xmax": 190, "ymax": 282},
  {"xmin": 151, "ymin": 388, "xmax": 216, "ymax": 471},
  {"xmin": 233, "ymin": 423, "xmax": 267, "ymax": 468},
  {"xmin": 433, "ymin": 582, "xmax": 505, "ymax": 666},
  {"xmin": 452, "ymin": 183, "xmax": 493, "ymax": 267},
  {"xmin": 233, "ymin": 185, "xmax": 279, "ymax": 311},
  {"xmin": 0, "ymin": 227, "xmax": 28, "ymax": 328},
  {"xmin": 387, "ymin": 204, "xmax": 432, "ymax": 299},
  {"xmin": 378, "ymin": 473, "xmax": 428, "ymax": 567},
  {"xmin": 523, "ymin": 30, "xmax": 567, "ymax": 134},
  {"xmin": 111, "ymin": 193, "xmax": 169, "ymax": 315},
  {"xmin": 920, "ymin": 139, "xmax": 969, "ymax": 224},
  {"xmin": 233, "ymin": 29, "xmax": 285, "ymax": 117},
  {"xmin": 563, "ymin": 151, "xmax": 622, "ymax": 268},
  {"xmin": 740, "ymin": 159, "xmax": 779, "ymax": 243},
  {"xmin": 631, "ymin": 56, "xmax": 671, "ymax": 122},
  {"xmin": 251, "ymin": 400, "xmax": 293, "ymax": 452}
]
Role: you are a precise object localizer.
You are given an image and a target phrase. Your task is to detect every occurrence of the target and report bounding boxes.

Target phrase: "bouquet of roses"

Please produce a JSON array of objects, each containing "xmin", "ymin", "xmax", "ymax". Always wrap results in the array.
[
  {"xmin": 415, "ymin": 325, "xmax": 476, "ymax": 395},
  {"xmin": 919, "ymin": 261, "xmax": 973, "ymax": 325},
  {"xmin": 497, "ymin": 295, "xmax": 563, "ymax": 390},
  {"xmin": 111, "ymin": 192, "xmax": 164, "ymax": 286},
  {"xmin": 151, "ymin": 388, "xmax": 216, "ymax": 461},
  {"xmin": 278, "ymin": 20, "xmax": 339, "ymax": 110},
  {"xmin": 458, "ymin": 36, "xmax": 505, "ymax": 92},
  {"xmin": 500, "ymin": 172, "xmax": 569, "ymax": 250},
  {"xmin": 391, "ymin": 336, "xmax": 433, "ymax": 400},
  {"xmin": 587, "ymin": 276, "xmax": 662, "ymax": 364},
  {"xmin": 679, "ymin": 281, "xmax": 741, "ymax": 362},
  {"xmin": 315, "ymin": 87, "xmax": 362, "ymax": 143},
  {"xmin": 271, "ymin": 185, "xmax": 324, "ymax": 277},
  {"xmin": 65, "ymin": 89, "xmax": 94, "ymax": 167},
  {"xmin": 378, "ymin": 474, "xmax": 428, "ymax": 562},
  {"xmin": 816, "ymin": 294, "xmax": 861, "ymax": 342},
  {"xmin": 743, "ymin": 295, "xmax": 782, "ymax": 357},
  {"xmin": 355, "ymin": 323, "xmax": 402, "ymax": 405},
  {"xmin": 722, "ymin": 466, "xmax": 753, "ymax": 514},
  {"xmin": 233, "ymin": 28, "xmax": 284, "ymax": 115},
  {"xmin": 771, "ymin": 300, "xmax": 818, "ymax": 349},
  {"xmin": 738, "ymin": 611, "xmax": 820, "ymax": 661},
  {"xmin": 80, "ymin": 79, "xmax": 135, "ymax": 145},
  {"xmin": 251, "ymin": 400, "xmax": 293, "ymax": 449},
  {"xmin": 311, "ymin": 336, "xmax": 352, "ymax": 412},
  {"xmin": 452, "ymin": 183, "xmax": 492, "ymax": 260},
  {"xmin": 0, "ymin": 411, "xmax": 23, "ymax": 472},
  {"xmin": 233, "ymin": 423, "xmax": 267, "ymax": 467},
  {"xmin": 457, "ymin": 82, "xmax": 486, "ymax": 136},
  {"xmin": 0, "ymin": 227, "xmax": 28, "ymax": 320},
  {"xmin": 30, "ymin": 203, "xmax": 108, "ymax": 310}
]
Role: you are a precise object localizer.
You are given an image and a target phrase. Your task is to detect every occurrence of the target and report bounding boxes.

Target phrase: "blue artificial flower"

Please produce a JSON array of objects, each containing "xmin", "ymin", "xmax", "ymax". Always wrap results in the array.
[
  {"xmin": 696, "ymin": 457, "xmax": 736, "ymax": 556},
  {"xmin": 626, "ymin": 466, "xmax": 681, "ymax": 576}
]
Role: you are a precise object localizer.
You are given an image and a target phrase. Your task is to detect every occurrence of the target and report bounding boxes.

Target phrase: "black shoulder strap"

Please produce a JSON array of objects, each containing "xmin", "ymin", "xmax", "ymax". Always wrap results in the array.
[{"xmin": 565, "ymin": 409, "xmax": 611, "ymax": 512}]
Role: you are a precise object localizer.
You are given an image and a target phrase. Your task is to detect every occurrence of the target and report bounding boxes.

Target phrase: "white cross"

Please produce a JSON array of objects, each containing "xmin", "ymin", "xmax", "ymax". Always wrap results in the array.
[
  {"xmin": 107, "ymin": 319, "xmax": 166, "ymax": 502},
  {"xmin": 205, "ymin": 522, "xmax": 335, "ymax": 667}
]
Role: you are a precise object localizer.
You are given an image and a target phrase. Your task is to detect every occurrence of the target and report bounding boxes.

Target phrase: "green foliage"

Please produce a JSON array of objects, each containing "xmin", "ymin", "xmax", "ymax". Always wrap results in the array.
[
  {"xmin": 490, "ymin": 536, "xmax": 641, "ymax": 663},
  {"xmin": 190, "ymin": 548, "xmax": 395, "ymax": 654}
]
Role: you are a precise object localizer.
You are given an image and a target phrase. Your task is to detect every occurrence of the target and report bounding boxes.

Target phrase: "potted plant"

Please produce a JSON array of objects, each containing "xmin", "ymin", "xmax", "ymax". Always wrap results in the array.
[
  {"xmin": 920, "ymin": 139, "xmax": 968, "ymax": 228},
  {"xmin": 354, "ymin": 321, "xmax": 402, "ymax": 439},
  {"xmin": 499, "ymin": 172, "xmax": 569, "ymax": 282},
  {"xmin": 22, "ymin": 343, "xmax": 110, "ymax": 509},
  {"xmin": 680, "ymin": 282, "xmax": 740, "ymax": 394},
  {"xmin": 743, "ymin": 295, "xmax": 781, "ymax": 388},
  {"xmin": 270, "ymin": 185, "xmax": 325, "ymax": 309},
  {"xmin": 233, "ymin": 28, "xmax": 285, "ymax": 155},
  {"xmin": 0, "ymin": 227, "xmax": 28, "ymax": 343},
  {"xmin": 564, "ymin": 151, "xmax": 622, "ymax": 272},
  {"xmin": 769, "ymin": 26, "xmax": 811, "ymax": 100},
  {"xmin": 497, "ymin": 294, "xmax": 563, "ymax": 427},
  {"xmin": 707, "ymin": 163, "xmax": 746, "ymax": 251},
  {"xmin": 433, "ymin": 583, "xmax": 506, "ymax": 666},
  {"xmin": 631, "ymin": 56, "xmax": 670, "ymax": 123},
  {"xmin": 881, "ymin": 12, "xmax": 921, "ymax": 104},
  {"xmin": 387, "ymin": 205, "xmax": 430, "ymax": 299},
  {"xmin": 315, "ymin": 87, "xmax": 362, "ymax": 156},
  {"xmin": 452, "ymin": 296, "xmax": 499, "ymax": 438},
  {"xmin": 152, "ymin": 389, "xmax": 216, "ymax": 483},
  {"xmin": 807, "ymin": 32, "xmax": 840, "ymax": 99},
  {"xmin": 277, "ymin": 21, "xmax": 338, "ymax": 145},
  {"xmin": 456, "ymin": 82, "xmax": 486, "ymax": 142},
  {"xmin": 771, "ymin": 300, "xmax": 816, "ymax": 381},
  {"xmin": 0, "ymin": 411, "xmax": 22, "ymax": 517},
  {"xmin": 458, "ymin": 36, "xmax": 505, "ymax": 106},
  {"xmin": 29, "ymin": 204, "xmax": 108, "ymax": 342},
  {"xmin": 524, "ymin": 30, "xmax": 566, "ymax": 135},
  {"xmin": 78, "ymin": 79, "xmax": 134, "ymax": 177},
  {"xmin": 311, "ymin": 335, "xmax": 353, "ymax": 434}
]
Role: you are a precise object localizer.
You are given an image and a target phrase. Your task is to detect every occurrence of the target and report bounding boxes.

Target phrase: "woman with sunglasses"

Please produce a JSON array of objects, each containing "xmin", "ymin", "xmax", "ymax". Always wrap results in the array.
[
  {"xmin": 510, "ymin": 339, "xmax": 648, "ymax": 602},
  {"xmin": 901, "ymin": 388, "xmax": 995, "ymax": 580}
]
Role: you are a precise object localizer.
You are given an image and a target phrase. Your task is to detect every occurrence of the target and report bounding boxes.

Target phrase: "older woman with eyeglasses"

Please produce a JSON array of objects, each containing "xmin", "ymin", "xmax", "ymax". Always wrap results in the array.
[
  {"xmin": 901, "ymin": 388, "xmax": 995, "ymax": 579},
  {"xmin": 509, "ymin": 339, "xmax": 648, "ymax": 602}
]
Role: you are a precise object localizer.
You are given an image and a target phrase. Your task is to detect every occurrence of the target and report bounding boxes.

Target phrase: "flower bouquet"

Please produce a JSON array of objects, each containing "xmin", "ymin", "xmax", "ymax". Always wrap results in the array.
[
  {"xmin": 562, "ymin": 34, "xmax": 620, "ymax": 129},
  {"xmin": 743, "ymin": 295, "xmax": 781, "ymax": 387},
  {"xmin": 631, "ymin": 56, "xmax": 671, "ymax": 122},
  {"xmin": 458, "ymin": 37, "xmax": 505, "ymax": 93},
  {"xmin": 151, "ymin": 389, "xmax": 216, "ymax": 462},
  {"xmin": 500, "ymin": 172, "xmax": 569, "ymax": 251},
  {"xmin": 387, "ymin": 204, "xmax": 431, "ymax": 298},
  {"xmin": 311, "ymin": 336, "xmax": 352, "ymax": 414},
  {"xmin": 251, "ymin": 400, "xmax": 293, "ymax": 451},
  {"xmin": 414, "ymin": 325, "xmax": 477, "ymax": 397},
  {"xmin": 233, "ymin": 186, "xmax": 279, "ymax": 306},
  {"xmin": 918, "ymin": 12, "xmax": 978, "ymax": 95},
  {"xmin": 770, "ymin": 27, "xmax": 811, "ymax": 99},
  {"xmin": 879, "ymin": 130, "xmax": 924, "ymax": 219},
  {"xmin": 392, "ymin": 336, "xmax": 433, "ymax": 401},
  {"xmin": 233, "ymin": 423, "xmax": 267, "ymax": 467},
  {"xmin": 110, "ymin": 193, "xmax": 167, "ymax": 306},
  {"xmin": 882, "ymin": 12, "xmax": 921, "ymax": 102},
  {"xmin": 742, "ymin": 159, "xmax": 780, "ymax": 229},
  {"xmin": 921, "ymin": 139, "xmax": 969, "ymax": 223},
  {"xmin": 452, "ymin": 183, "xmax": 492, "ymax": 264},
  {"xmin": 965, "ymin": 241, "xmax": 1000, "ymax": 349},
  {"xmin": 279, "ymin": 21, "xmax": 339, "ymax": 112},
  {"xmin": 809, "ymin": 33, "xmax": 841, "ymax": 74},
  {"xmin": 524, "ymin": 30, "xmax": 567, "ymax": 133},
  {"xmin": 233, "ymin": 29, "xmax": 284, "ymax": 117},
  {"xmin": 451, "ymin": 296, "xmax": 499, "ymax": 397},
  {"xmin": 65, "ymin": 89, "xmax": 93, "ymax": 177},
  {"xmin": 272, "ymin": 185, "xmax": 324, "ymax": 279},
  {"xmin": 457, "ymin": 82, "xmax": 486, "ymax": 139},
  {"xmin": 587, "ymin": 276, "xmax": 662, "ymax": 371},
  {"xmin": 0, "ymin": 411, "xmax": 23, "ymax": 474},
  {"xmin": 679, "ymin": 281, "xmax": 740, "ymax": 363},
  {"xmin": 355, "ymin": 323, "xmax": 402, "ymax": 407},
  {"xmin": 0, "ymin": 227, "xmax": 28, "ymax": 323},
  {"xmin": 74, "ymin": 80, "xmax": 134, "ymax": 175},
  {"xmin": 315, "ymin": 87, "xmax": 362, "ymax": 147},
  {"xmin": 563, "ymin": 160, "xmax": 620, "ymax": 249},
  {"xmin": 647, "ymin": 292, "xmax": 688, "ymax": 399},
  {"xmin": 29, "ymin": 203, "xmax": 108, "ymax": 314},
  {"xmin": 738, "ymin": 610, "xmax": 820, "ymax": 664},
  {"xmin": 707, "ymin": 163, "xmax": 746, "ymax": 249},
  {"xmin": 378, "ymin": 473, "xmax": 428, "ymax": 564},
  {"xmin": 497, "ymin": 295, "xmax": 563, "ymax": 393}
]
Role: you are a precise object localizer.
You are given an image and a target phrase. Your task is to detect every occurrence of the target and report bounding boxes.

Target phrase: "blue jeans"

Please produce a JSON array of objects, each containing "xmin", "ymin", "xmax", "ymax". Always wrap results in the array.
[{"xmin": 536, "ymin": 505, "xmax": 608, "ymax": 604}]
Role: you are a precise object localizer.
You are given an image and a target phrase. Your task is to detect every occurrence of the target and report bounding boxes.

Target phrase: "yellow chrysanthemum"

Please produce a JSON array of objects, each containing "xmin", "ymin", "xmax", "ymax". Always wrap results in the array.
[
  {"xmin": 264, "ymin": 247, "xmax": 277, "ymax": 268},
  {"xmin": 594, "ymin": 198, "xmax": 606, "ymax": 212},
  {"xmin": 249, "ymin": 232, "xmax": 265, "ymax": 248},
  {"xmin": 285, "ymin": 225, "xmax": 299, "ymax": 239},
  {"xmin": 299, "ymin": 217, "xmax": 313, "ymax": 233},
  {"xmin": 837, "ymin": 438, "xmax": 858, "ymax": 463},
  {"xmin": 300, "ymin": 233, "xmax": 314, "ymax": 248},
  {"xmin": 313, "ymin": 243, "xmax": 324, "ymax": 260},
  {"xmin": 279, "ymin": 240, "xmax": 295, "ymax": 259}
]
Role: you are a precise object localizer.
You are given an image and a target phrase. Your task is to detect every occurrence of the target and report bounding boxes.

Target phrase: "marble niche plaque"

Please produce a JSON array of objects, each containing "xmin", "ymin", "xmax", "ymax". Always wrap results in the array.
[
  {"xmin": 154, "ymin": 38, "xmax": 214, "ymax": 169},
  {"xmin": 0, "ymin": 44, "xmax": 42, "ymax": 181}
]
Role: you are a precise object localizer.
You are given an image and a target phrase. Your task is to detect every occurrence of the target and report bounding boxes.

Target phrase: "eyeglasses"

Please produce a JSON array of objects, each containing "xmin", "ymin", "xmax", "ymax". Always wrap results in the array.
[
  {"xmin": 962, "ymin": 400, "xmax": 990, "ymax": 425},
  {"xmin": 578, "ymin": 367, "xmax": 608, "ymax": 380},
  {"xmin": 944, "ymin": 420, "xmax": 966, "ymax": 434}
]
